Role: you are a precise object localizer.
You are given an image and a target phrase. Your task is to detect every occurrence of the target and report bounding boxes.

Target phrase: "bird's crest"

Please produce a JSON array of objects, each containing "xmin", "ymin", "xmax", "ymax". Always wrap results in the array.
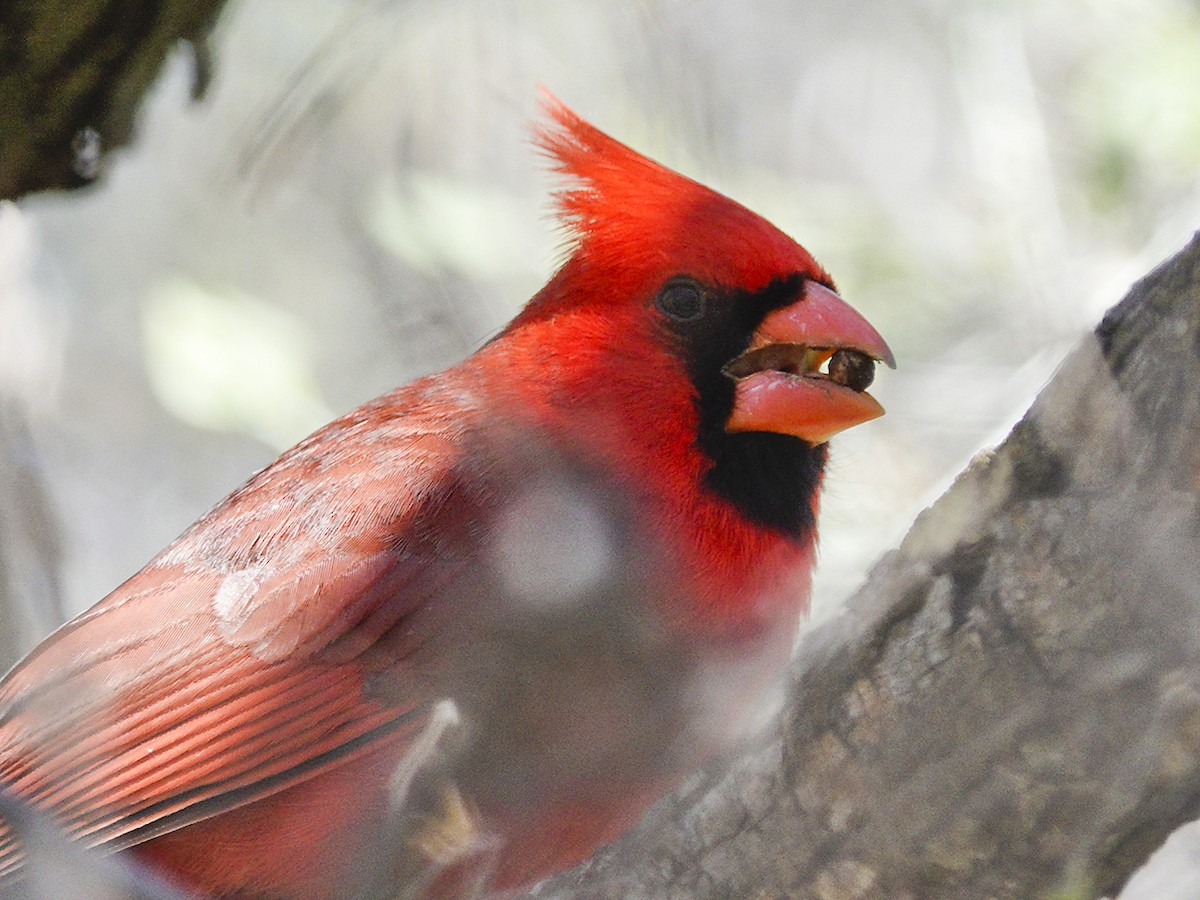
[
  {"xmin": 532, "ymin": 94, "xmax": 825, "ymax": 292},
  {"xmin": 534, "ymin": 95, "xmax": 701, "ymax": 253}
]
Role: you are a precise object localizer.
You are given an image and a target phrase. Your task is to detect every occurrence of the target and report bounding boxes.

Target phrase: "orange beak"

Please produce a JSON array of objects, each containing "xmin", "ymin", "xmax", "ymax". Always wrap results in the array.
[{"xmin": 723, "ymin": 282, "xmax": 895, "ymax": 445}]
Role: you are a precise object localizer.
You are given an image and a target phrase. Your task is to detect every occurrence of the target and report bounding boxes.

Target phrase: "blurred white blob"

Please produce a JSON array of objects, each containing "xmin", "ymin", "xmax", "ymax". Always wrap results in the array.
[
  {"xmin": 687, "ymin": 650, "xmax": 789, "ymax": 754},
  {"xmin": 491, "ymin": 479, "xmax": 615, "ymax": 609},
  {"xmin": 140, "ymin": 280, "xmax": 333, "ymax": 450}
]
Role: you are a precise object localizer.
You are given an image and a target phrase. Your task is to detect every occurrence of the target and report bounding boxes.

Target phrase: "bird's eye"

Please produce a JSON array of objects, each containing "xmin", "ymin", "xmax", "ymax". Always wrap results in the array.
[{"xmin": 655, "ymin": 279, "xmax": 706, "ymax": 322}]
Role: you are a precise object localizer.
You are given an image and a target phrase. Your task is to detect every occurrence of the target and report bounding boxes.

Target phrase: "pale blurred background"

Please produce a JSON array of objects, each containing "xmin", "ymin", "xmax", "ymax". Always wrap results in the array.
[{"xmin": 2, "ymin": 0, "xmax": 1199, "ymax": 893}]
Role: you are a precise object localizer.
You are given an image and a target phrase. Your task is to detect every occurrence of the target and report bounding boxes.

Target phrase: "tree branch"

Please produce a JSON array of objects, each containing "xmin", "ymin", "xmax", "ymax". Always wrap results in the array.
[
  {"xmin": 536, "ymin": 233, "xmax": 1200, "ymax": 899},
  {"xmin": 0, "ymin": 0, "xmax": 230, "ymax": 200}
]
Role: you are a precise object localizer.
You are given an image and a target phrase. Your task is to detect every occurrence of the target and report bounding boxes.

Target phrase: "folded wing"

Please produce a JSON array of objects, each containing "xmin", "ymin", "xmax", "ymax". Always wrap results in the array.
[{"xmin": 0, "ymin": 386, "xmax": 481, "ymax": 877}]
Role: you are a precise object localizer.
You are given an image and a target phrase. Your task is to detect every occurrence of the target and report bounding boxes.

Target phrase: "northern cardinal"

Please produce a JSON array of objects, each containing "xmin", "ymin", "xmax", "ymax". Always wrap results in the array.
[{"xmin": 0, "ymin": 98, "xmax": 893, "ymax": 898}]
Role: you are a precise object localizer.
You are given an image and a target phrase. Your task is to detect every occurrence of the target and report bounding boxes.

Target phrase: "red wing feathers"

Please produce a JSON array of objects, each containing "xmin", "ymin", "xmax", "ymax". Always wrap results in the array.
[{"xmin": 0, "ymin": 386, "xmax": 476, "ymax": 878}]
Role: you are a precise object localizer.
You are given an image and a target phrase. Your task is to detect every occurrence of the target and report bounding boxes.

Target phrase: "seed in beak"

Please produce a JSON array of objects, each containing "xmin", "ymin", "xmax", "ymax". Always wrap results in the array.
[{"xmin": 827, "ymin": 349, "xmax": 876, "ymax": 392}]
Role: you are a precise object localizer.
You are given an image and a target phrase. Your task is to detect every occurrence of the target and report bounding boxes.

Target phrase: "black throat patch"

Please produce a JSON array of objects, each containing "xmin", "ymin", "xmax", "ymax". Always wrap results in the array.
[{"xmin": 659, "ymin": 273, "xmax": 827, "ymax": 540}]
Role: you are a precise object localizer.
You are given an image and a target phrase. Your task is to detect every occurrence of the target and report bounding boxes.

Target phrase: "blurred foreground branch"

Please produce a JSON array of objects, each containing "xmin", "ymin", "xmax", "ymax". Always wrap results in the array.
[
  {"xmin": 0, "ymin": 0, "xmax": 229, "ymax": 199},
  {"xmin": 538, "ymin": 234, "xmax": 1200, "ymax": 899}
]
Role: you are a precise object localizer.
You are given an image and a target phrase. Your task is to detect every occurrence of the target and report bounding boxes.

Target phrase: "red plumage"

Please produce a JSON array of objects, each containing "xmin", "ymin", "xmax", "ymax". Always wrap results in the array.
[{"xmin": 0, "ymin": 98, "xmax": 892, "ymax": 898}]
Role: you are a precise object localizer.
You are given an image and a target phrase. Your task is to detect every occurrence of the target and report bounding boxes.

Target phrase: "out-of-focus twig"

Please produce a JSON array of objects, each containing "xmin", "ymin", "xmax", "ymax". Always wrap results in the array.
[{"xmin": 0, "ymin": 404, "xmax": 64, "ymax": 671}]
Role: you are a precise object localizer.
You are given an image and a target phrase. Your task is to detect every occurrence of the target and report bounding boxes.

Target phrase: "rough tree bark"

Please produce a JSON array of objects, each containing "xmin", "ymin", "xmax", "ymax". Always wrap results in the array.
[
  {"xmin": 0, "ymin": 0, "xmax": 229, "ymax": 200},
  {"xmin": 531, "ymin": 233, "xmax": 1200, "ymax": 899}
]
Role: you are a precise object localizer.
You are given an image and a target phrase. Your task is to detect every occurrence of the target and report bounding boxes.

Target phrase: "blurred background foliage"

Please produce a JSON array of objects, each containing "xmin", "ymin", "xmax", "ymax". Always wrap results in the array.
[
  {"xmin": 5, "ymin": 0, "xmax": 1200, "ymax": 631},
  {"xmin": 0, "ymin": 0, "xmax": 1197, "ymax": 624},
  {"xmin": 1, "ymin": 0, "xmax": 1200, "ymax": 893}
]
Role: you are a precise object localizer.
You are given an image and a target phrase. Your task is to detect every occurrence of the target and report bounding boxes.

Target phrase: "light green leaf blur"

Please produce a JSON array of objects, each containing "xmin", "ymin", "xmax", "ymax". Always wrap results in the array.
[
  {"xmin": 141, "ymin": 280, "xmax": 333, "ymax": 451},
  {"xmin": 368, "ymin": 171, "xmax": 539, "ymax": 279}
]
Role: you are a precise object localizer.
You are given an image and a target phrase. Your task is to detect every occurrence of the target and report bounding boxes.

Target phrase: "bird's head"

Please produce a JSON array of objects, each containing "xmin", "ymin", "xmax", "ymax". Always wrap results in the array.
[{"xmin": 496, "ymin": 97, "xmax": 894, "ymax": 538}]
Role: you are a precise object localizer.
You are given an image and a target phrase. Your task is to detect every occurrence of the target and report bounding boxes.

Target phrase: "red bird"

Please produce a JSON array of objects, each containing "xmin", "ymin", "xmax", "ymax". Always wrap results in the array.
[{"xmin": 0, "ymin": 99, "xmax": 892, "ymax": 898}]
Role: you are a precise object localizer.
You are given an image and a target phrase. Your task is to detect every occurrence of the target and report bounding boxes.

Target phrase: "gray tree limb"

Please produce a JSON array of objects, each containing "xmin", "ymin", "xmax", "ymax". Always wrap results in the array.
[{"xmin": 535, "ymin": 233, "xmax": 1200, "ymax": 899}]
